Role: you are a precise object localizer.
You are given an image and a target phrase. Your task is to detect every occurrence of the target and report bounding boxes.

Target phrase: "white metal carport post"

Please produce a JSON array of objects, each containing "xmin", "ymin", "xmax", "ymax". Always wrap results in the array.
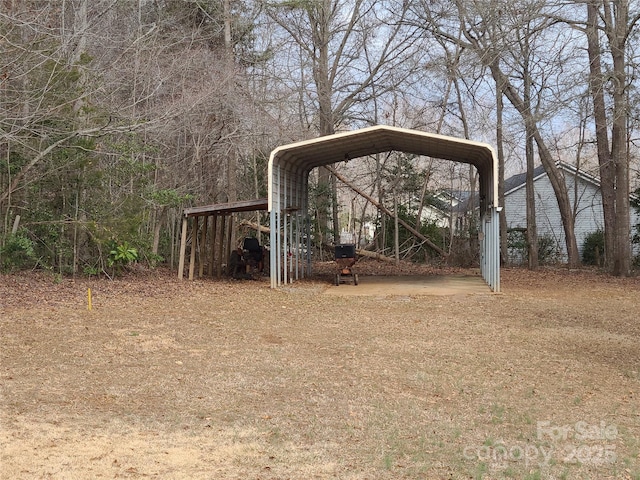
[
  {"xmin": 269, "ymin": 163, "xmax": 280, "ymax": 288},
  {"xmin": 283, "ymin": 168, "xmax": 288, "ymax": 285},
  {"xmin": 478, "ymin": 143, "xmax": 501, "ymax": 293},
  {"xmin": 490, "ymin": 207, "xmax": 500, "ymax": 291},
  {"xmin": 481, "ymin": 207, "xmax": 500, "ymax": 292}
]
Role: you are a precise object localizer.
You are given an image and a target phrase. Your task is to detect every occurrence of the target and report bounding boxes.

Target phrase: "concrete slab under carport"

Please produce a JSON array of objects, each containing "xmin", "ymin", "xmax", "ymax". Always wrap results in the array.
[{"xmin": 323, "ymin": 274, "xmax": 493, "ymax": 296}]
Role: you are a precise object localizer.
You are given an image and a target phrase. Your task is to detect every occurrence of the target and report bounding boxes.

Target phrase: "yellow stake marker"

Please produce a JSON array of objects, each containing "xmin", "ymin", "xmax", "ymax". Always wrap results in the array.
[{"xmin": 87, "ymin": 288, "xmax": 92, "ymax": 311}]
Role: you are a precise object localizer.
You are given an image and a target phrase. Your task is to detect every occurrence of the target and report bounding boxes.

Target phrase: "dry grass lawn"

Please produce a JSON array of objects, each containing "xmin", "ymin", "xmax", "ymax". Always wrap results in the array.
[{"xmin": 1, "ymin": 266, "xmax": 639, "ymax": 479}]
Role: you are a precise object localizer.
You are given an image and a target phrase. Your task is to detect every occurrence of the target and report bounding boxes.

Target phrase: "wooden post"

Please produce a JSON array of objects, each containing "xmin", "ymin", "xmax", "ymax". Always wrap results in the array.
[
  {"xmin": 189, "ymin": 216, "xmax": 198, "ymax": 280},
  {"xmin": 209, "ymin": 215, "xmax": 217, "ymax": 277},
  {"xmin": 226, "ymin": 214, "xmax": 234, "ymax": 276},
  {"xmin": 11, "ymin": 215, "xmax": 21, "ymax": 234},
  {"xmin": 178, "ymin": 216, "xmax": 188, "ymax": 280},
  {"xmin": 199, "ymin": 215, "xmax": 208, "ymax": 278},
  {"xmin": 217, "ymin": 215, "xmax": 226, "ymax": 278}
]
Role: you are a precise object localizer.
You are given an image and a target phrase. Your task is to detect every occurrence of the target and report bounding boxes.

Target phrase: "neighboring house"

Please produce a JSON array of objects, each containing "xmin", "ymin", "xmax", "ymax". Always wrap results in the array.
[
  {"xmin": 419, "ymin": 195, "xmax": 450, "ymax": 228},
  {"xmin": 420, "ymin": 190, "xmax": 479, "ymax": 233},
  {"xmin": 503, "ymin": 162, "xmax": 639, "ymax": 262}
]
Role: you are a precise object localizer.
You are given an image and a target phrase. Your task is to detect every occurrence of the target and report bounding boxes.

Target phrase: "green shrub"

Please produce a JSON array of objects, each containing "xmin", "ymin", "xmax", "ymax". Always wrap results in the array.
[
  {"xmin": 537, "ymin": 235, "xmax": 560, "ymax": 265},
  {"xmin": 507, "ymin": 229, "xmax": 560, "ymax": 265},
  {"xmin": 582, "ymin": 230, "xmax": 605, "ymax": 266},
  {"xmin": 1, "ymin": 233, "xmax": 37, "ymax": 271},
  {"xmin": 507, "ymin": 229, "xmax": 527, "ymax": 264},
  {"xmin": 106, "ymin": 240, "xmax": 138, "ymax": 274}
]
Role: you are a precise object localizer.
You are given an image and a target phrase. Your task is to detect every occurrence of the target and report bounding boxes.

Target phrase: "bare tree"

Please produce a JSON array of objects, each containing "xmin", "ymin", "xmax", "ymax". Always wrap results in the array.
[
  {"xmin": 495, "ymin": 80, "xmax": 509, "ymax": 264},
  {"xmin": 582, "ymin": 0, "xmax": 638, "ymax": 275},
  {"xmin": 415, "ymin": 0, "xmax": 582, "ymax": 266},
  {"xmin": 264, "ymin": 0, "xmax": 422, "ymax": 243},
  {"xmin": 1, "ymin": 0, "xmax": 267, "ymax": 271}
]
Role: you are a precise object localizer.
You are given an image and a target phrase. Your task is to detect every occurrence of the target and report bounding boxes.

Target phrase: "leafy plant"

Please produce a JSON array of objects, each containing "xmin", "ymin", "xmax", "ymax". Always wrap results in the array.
[
  {"xmin": 83, "ymin": 265, "xmax": 100, "ymax": 276},
  {"xmin": 582, "ymin": 230, "xmax": 605, "ymax": 266},
  {"xmin": 0, "ymin": 232, "xmax": 37, "ymax": 272},
  {"xmin": 507, "ymin": 229, "xmax": 559, "ymax": 265},
  {"xmin": 147, "ymin": 188, "xmax": 193, "ymax": 208},
  {"xmin": 107, "ymin": 241, "xmax": 138, "ymax": 270},
  {"xmin": 537, "ymin": 235, "xmax": 560, "ymax": 264}
]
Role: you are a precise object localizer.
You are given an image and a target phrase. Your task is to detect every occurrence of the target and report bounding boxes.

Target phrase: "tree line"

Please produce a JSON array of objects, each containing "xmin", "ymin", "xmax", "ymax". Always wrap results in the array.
[{"xmin": 1, "ymin": 0, "xmax": 639, "ymax": 276}]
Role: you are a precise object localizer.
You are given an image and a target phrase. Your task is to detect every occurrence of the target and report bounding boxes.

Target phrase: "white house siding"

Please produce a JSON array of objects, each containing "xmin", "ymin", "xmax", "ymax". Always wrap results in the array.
[
  {"xmin": 420, "ymin": 204, "xmax": 450, "ymax": 229},
  {"xmin": 505, "ymin": 173, "xmax": 569, "ymax": 261},
  {"xmin": 504, "ymin": 166, "xmax": 639, "ymax": 262}
]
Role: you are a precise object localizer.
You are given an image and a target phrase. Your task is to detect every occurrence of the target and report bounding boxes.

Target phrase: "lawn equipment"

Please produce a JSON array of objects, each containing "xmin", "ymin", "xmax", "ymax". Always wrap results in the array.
[{"xmin": 334, "ymin": 244, "xmax": 358, "ymax": 286}]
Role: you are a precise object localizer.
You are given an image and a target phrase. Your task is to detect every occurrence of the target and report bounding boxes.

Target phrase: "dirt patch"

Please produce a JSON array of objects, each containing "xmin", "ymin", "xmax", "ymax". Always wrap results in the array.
[{"xmin": 1, "ymin": 267, "xmax": 639, "ymax": 479}]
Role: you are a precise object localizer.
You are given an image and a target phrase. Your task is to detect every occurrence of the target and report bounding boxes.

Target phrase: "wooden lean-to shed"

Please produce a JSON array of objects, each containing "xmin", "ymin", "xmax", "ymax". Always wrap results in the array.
[{"xmin": 178, "ymin": 198, "xmax": 268, "ymax": 280}]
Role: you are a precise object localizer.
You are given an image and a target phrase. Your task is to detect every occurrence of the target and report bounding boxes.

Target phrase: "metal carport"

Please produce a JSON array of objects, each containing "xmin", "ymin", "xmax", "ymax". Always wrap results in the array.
[{"xmin": 268, "ymin": 125, "xmax": 500, "ymax": 292}]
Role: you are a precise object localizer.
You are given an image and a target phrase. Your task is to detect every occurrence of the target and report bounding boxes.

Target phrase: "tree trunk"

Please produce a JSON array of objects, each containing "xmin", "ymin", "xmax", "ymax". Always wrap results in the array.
[
  {"xmin": 586, "ymin": 1, "xmax": 616, "ymax": 269},
  {"xmin": 393, "ymin": 190, "xmax": 400, "ymax": 264},
  {"xmin": 523, "ymin": 49, "xmax": 538, "ymax": 269},
  {"xmin": 532, "ymin": 128, "xmax": 580, "ymax": 267},
  {"xmin": 355, "ymin": 248, "xmax": 395, "ymax": 263},
  {"xmin": 376, "ymin": 154, "xmax": 386, "ymax": 252},
  {"xmin": 586, "ymin": 0, "xmax": 631, "ymax": 275},
  {"xmin": 312, "ymin": 0, "xmax": 337, "ymax": 243},
  {"xmin": 607, "ymin": 1, "xmax": 631, "ymax": 276},
  {"xmin": 152, "ymin": 206, "xmax": 167, "ymax": 256},
  {"xmin": 496, "ymin": 83, "xmax": 509, "ymax": 264},
  {"xmin": 525, "ymin": 127, "xmax": 538, "ymax": 269}
]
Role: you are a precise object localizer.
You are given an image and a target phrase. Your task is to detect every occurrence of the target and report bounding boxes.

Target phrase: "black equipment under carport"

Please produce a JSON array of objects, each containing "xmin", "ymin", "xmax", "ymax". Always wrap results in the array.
[
  {"xmin": 229, "ymin": 237, "xmax": 265, "ymax": 279},
  {"xmin": 334, "ymin": 244, "xmax": 358, "ymax": 286}
]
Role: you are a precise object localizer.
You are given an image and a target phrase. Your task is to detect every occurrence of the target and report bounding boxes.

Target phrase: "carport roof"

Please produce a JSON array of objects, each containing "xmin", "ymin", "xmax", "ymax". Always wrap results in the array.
[{"xmin": 268, "ymin": 125, "xmax": 498, "ymax": 206}]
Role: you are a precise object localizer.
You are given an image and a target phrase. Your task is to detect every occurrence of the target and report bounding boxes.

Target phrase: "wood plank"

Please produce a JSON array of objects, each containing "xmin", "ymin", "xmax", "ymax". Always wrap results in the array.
[
  {"xmin": 189, "ymin": 216, "xmax": 198, "ymax": 280},
  {"xmin": 184, "ymin": 198, "xmax": 268, "ymax": 217},
  {"xmin": 208, "ymin": 215, "xmax": 217, "ymax": 277},
  {"xmin": 178, "ymin": 217, "xmax": 188, "ymax": 280},
  {"xmin": 226, "ymin": 214, "xmax": 233, "ymax": 275},
  {"xmin": 198, "ymin": 215, "xmax": 208, "ymax": 278},
  {"xmin": 216, "ymin": 215, "xmax": 226, "ymax": 278}
]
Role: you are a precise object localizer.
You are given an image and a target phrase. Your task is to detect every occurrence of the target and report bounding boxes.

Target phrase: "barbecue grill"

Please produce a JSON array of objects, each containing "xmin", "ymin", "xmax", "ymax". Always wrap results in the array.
[{"xmin": 334, "ymin": 244, "xmax": 358, "ymax": 286}]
